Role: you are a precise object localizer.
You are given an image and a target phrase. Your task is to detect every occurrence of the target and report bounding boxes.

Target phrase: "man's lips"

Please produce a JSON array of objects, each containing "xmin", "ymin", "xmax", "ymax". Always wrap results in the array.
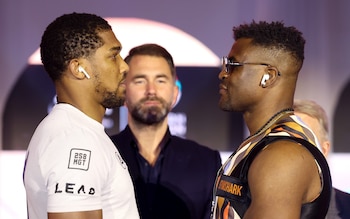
[
  {"xmin": 219, "ymin": 84, "xmax": 227, "ymax": 90},
  {"xmin": 219, "ymin": 84, "xmax": 227, "ymax": 94},
  {"xmin": 143, "ymin": 100, "xmax": 161, "ymax": 106}
]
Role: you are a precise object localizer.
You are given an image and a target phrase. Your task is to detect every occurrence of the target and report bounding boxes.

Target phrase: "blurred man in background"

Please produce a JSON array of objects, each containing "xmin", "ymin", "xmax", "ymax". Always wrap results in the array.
[
  {"xmin": 111, "ymin": 44, "xmax": 221, "ymax": 219},
  {"xmin": 294, "ymin": 99, "xmax": 350, "ymax": 219}
]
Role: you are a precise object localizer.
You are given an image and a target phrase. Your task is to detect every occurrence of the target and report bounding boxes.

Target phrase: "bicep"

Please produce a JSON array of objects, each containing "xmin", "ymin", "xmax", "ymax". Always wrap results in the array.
[
  {"xmin": 244, "ymin": 140, "xmax": 318, "ymax": 219},
  {"xmin": 48, "ymin": 209, "xmax": 102, "ymax": 219}
]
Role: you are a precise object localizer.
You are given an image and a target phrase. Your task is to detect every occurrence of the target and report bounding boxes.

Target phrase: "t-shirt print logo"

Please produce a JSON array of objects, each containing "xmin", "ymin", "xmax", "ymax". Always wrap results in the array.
[
  {"xmin": 115, "ymin": 152, "xmax": 127, "ymax": 169},
  {"xmin": 68, "ymin": 148, "xmax": 91, "ymax": 171}
]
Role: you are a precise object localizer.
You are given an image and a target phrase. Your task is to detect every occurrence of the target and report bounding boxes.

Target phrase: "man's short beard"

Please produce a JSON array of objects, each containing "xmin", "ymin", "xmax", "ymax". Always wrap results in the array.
[
  {"xmin": 130, "ymin": 99, "xmax": 170, "ymax": 125},
  {"xmin": 102, "ymin": 91, "xmax": 125, "ymax": 109},
  {"xmin": 96, "ymin": 80, "xmax": 125, "ymax": 109},
  {"xmin": 219, "ymin": 101, "xmax": 232, "ymax": 112}
]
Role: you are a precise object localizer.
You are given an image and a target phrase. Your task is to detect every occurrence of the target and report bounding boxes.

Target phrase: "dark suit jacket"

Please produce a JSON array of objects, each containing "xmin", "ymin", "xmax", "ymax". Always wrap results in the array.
[
  {"xmin": 329, "ymin": 188, "xmax": 350, "ymax": 219},
  {"xmin": 111, "ymin": 126, "xmax": 222, "ymax": 219}
]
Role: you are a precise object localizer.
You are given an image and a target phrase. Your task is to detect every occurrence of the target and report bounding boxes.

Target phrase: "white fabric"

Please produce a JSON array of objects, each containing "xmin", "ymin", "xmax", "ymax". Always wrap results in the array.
[{"xmin": 24, "ymin": 104, "xmax": 139, "ymax": 219}]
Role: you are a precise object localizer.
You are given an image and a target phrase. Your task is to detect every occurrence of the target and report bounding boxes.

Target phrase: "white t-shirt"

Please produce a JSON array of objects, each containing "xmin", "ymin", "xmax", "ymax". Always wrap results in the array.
[{"xmin": 24, "ymin": 104, "xmax": 139, "ymax": 219}]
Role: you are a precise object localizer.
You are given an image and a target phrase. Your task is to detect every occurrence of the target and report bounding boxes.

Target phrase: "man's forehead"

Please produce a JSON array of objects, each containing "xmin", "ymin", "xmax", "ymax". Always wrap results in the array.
[
  {"xmin": 98, "ymin": 30, "xmax": 122, "ymax": 50},
  {"xmin": 229, "ymin": 40, "xmax": 259, "ymax": 59}
]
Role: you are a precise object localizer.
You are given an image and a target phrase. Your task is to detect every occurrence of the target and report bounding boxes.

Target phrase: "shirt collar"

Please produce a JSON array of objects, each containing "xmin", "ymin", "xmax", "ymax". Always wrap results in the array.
[{"xmin": 124, "ymin": 125, "xmax": 172, "ymax": 152}]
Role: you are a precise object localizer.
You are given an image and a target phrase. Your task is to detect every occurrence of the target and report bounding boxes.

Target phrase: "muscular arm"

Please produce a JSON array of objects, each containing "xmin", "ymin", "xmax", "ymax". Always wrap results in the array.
[
  {"xmin": 48, "ymin": 209, "xmax": 102, "ymax": 219},
  {"xmin": 243, "ymin": 140, "xmax": 321, "ymax": 219}
]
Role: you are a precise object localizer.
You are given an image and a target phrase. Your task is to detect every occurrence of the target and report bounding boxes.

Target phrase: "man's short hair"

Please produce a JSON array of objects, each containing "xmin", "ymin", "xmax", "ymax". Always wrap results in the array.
[
  {"xmin": 40, "ymin": 12, "xmax": 112, "ymax": 81},
  {"xmin": 124, "ymin": 43, "xmax": 176, "ymax": 79},
  {"xmin": 233, "ymin": 20, "xmax": 305, "ymax": 69}
]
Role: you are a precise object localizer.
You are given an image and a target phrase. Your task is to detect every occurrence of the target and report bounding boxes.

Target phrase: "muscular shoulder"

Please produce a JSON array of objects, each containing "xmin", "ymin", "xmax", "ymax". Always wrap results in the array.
[
  {"xmin": 245, "ymin": 140, "xmax": 321, "ymax": 218},
  {"xmin": 249, "ymin": 139, "xmax": 318, "ymax": 186}
]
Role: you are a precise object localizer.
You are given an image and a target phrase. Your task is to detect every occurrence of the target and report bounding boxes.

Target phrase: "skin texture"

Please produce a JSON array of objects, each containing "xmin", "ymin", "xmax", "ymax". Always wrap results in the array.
[
  {"xmin": 49, "ymin": 210, "xmax": 102, "ymax": 219},
  {"xmin": 124, "ymin": 54, "xmax": 178, "ymax": 165},
  {"xmin": 218, "ymin": 38, "xmax": 321, "ymax": 219},
  {"xmin": 47, "ymin": 30, "xmax": 128, "ymax": 219},
  {"xmin": 245, "ymin": 140, "xmax": 321, "ymax": 219}
]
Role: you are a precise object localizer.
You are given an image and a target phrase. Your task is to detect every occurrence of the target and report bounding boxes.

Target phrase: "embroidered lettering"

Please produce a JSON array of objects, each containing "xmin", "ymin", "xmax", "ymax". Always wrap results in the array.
[
  {"xmin": 55, "ymin": 183, "xmax": 62, "ymax": 193},
  {"xmin": 89, "ymin": 188, "xmax": 95, "ymax": 195},
  {"xmin": 54, "ymin": 183, "xmax": 95, "ymax": 195},
  {"xmin": 73, "ymin": 153, "xmax": 87, "ymax": 165},
  {"xmin": 77, "ymin": 185, "xmax": 85, "ymax": 194},
  {"xmin": 65, "ymin": 183, "xmax": 74, "ymax": 193},
  {"xmin": 218, "ymin": 180, "xmax": 243, "ymax": 196},
  {"xmin": 68, "ymin": 149, "xmax": 91, "ymax": 170}
]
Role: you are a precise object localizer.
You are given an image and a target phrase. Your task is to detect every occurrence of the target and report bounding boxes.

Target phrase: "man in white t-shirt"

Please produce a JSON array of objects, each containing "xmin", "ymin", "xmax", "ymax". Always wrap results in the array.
[{"xmin": 23, "ymin": 12, "xmax": 139, "ymax": 219}]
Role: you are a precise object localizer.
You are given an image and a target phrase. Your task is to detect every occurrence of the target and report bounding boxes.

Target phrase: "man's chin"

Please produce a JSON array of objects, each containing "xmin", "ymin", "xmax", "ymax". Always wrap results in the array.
[
  {"xmin": 218, "ymin": 101, "xmax": 233, "ymax": 112},
  {"xmin": 103, "ymin": 98, "xmax": 125, "ymax": 109}
]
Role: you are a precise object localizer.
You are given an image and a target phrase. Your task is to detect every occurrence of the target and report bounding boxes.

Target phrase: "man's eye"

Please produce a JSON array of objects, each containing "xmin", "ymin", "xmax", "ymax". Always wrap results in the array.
[
  {"xmin": 134, "ymin": 79, "xmax": 144, "ymax": 84},
  {"xmin": 111, "ymin": 54, "xmax": 118, "ymax": 61}
]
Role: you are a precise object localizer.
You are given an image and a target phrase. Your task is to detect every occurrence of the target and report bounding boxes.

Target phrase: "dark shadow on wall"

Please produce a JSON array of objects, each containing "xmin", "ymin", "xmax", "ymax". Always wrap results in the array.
[
  {"xmin": 2, "ymin": 65, "xmax": 243, "ymax": 151},
  {"xmin": 333, "ymin": 79, "xmax": 350, "ymax": 152},
  {"xmin": 3, "ymin": 65, "xmax": 55, "ymax": 150}
]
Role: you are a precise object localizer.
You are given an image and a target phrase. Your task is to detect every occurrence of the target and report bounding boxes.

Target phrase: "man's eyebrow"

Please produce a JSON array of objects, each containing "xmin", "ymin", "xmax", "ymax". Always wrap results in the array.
[
  {"xmin": 156, "ymin": 73, "xmax": 170, "ymax": 79},
  {"xmin": 110, "ymin": 46, "xmax": 122, "ymax": 53},
  {"xmin": 133, "ymin": 74, "xmax": 146, "ymax": 79},
  {"xmin": 133, "ymin": 73, "xmax": 170, "ymax": 80}
]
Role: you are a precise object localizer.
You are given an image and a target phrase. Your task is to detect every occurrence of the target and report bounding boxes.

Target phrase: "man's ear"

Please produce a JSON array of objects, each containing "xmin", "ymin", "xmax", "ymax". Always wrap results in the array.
[
  {"xmin": 260, "ymin": 66, "xmax": 279, "ymax": 87},
  {"xmin": 69, "ymin": 59, "xmax": 86, "ymax": 79},
  {"xmin": 171, "ymin": 84, "xmax": 179, "ymax": 108},
  {"xmin": 321, "ymin": 140, "xmax": 331, "ymax": 157}
]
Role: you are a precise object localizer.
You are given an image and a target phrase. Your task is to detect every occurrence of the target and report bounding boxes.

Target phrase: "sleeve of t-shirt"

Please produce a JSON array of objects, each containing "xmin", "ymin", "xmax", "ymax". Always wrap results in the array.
[{"xmin": 43, "ymin": 131, "xmax": 109, "ymax": 213}]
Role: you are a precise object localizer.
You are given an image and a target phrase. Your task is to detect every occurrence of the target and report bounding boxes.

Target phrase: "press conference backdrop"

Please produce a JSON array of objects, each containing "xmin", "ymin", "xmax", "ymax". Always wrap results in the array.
[{"xmin": 2, "ymin": 12, "xmax": 350, "ymax": 219}]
